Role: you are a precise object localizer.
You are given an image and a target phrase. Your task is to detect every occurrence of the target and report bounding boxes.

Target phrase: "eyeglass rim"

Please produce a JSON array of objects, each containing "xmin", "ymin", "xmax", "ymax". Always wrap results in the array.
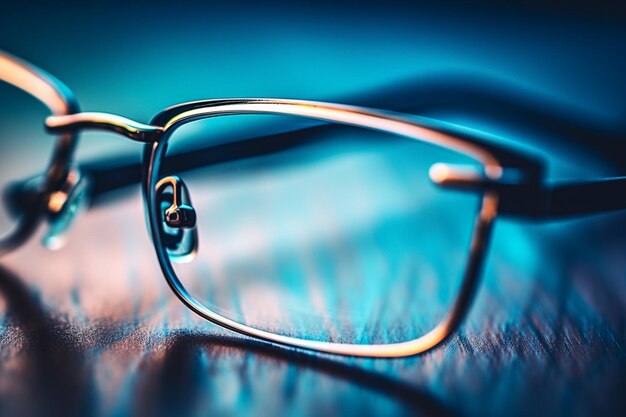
[
  {"xmin": 142, "ymin": 99, "xmax": 501, "ymax": 358},
  {"xmin": 0, "ymin": 50, "xmax": 79, "ymax": 255}
]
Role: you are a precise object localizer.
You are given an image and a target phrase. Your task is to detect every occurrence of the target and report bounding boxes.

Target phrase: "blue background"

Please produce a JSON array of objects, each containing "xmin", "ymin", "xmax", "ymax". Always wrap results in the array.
[
  {"xmin": 1, "ymin": 1, "xmax": 625, "ymax": 417},
  {"xmin": 1, "ymin": 0, "xmax": 625, "ymax": 176}
]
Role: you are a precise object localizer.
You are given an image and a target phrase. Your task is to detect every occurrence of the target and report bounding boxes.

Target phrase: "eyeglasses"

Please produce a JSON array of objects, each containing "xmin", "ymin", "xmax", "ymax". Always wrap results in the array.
[{"xmin": 1, "ymin": 50, "xmax": 625, "ymax": 358}]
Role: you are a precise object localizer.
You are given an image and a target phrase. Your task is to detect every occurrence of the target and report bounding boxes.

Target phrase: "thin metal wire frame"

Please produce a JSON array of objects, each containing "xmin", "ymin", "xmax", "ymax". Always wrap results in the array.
[
  {"xmin": 143, "ymin": 99, "xmax": 502, "ymax": 357},
  {"xmin": 0, "ymin": 51, "xmax": 504, "ymax": 356},
  {"xmin": 3, "ymin": 50, "xmax": 626, "ymax": 357}
]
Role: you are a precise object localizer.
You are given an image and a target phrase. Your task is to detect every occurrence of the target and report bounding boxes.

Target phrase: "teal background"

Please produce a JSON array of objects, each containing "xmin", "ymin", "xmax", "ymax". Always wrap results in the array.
[
  {"xmin": 1, "ymin": 0, "xmax": 625, "ymax": 176},
  {"xmin": 0, "ymin": 2, "xmax": 625, "ymax": 417}
]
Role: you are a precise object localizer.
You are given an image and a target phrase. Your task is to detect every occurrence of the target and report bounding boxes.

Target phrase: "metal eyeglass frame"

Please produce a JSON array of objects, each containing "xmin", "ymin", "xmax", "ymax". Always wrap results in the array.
[{"xmin": 1, "ymin": 50, "xmax": 625, "ymax": 358}]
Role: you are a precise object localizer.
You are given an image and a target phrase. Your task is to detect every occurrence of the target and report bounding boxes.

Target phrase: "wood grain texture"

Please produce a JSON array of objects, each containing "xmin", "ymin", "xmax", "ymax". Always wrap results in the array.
[{"xmin": 0, "ymin": 190, "xmax": 624, "ymax": 417}]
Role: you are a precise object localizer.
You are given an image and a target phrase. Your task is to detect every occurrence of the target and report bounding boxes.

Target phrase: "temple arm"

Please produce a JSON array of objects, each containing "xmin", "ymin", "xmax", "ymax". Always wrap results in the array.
[
  {"xmin": 504, "ymin": 178, "xmax": 626, "ymax": 219},
  {"xmin": 432, "ymin": 165, "xmax": 626, "ymax": 219}
]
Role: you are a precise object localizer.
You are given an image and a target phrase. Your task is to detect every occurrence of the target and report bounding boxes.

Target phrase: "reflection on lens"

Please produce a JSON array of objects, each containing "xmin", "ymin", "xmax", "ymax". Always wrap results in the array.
[
  {"xmin": 159, "ymin": 114, "xmax": 482, "ymax": 345},
  {"xmin": 0, "ymin": 82, "xmax": 53, "ymax": 239}
]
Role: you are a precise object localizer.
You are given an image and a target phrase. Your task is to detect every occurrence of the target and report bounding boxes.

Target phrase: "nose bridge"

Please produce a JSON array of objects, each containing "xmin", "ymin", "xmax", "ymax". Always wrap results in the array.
[{"xmin": 45, "ymin": 112, "xmax": 164, "ymax": 143}]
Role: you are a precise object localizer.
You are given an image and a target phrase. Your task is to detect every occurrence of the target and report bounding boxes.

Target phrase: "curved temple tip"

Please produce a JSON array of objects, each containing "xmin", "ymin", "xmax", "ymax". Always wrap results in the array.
[{"xmin": 45, "ymin": 112, "xmax": 163, "ymax": 142}]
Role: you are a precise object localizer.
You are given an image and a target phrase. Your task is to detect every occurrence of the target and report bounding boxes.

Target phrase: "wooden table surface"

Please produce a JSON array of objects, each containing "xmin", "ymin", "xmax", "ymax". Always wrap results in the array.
[{"xmin": 0, "ymin": 180, "xmax": 624, "ymax": 417}]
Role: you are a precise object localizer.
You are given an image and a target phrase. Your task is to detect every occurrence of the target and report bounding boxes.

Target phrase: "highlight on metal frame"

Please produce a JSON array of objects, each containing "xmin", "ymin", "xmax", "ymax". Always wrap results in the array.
[{"xmin": 1, "ymin": 49, "xmax": 625, "ymax": 357}]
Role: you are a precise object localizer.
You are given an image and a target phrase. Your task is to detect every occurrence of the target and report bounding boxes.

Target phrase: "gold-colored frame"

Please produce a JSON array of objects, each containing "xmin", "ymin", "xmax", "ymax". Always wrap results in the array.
[
  {"xmin": 143, "ymin": 99, "xmax": 501, "ymax": 357},
  {"xmin": 3, "ymin": 49, "xmax": 626, "ymax": 358}
]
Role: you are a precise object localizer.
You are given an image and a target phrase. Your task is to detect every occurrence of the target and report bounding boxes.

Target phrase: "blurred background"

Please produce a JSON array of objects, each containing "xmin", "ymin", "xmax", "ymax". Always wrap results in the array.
[
  {"xmin": 1, "ymin": 0, "xmax": 625, "ymax": 166},
  {"xmin": 0, "ymin": 1, "xmax": 625, "ymax": 417}
]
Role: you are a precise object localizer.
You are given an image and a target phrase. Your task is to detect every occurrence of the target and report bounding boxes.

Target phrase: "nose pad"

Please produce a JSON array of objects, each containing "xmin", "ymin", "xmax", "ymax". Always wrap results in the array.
[
  {"xmin": 42, "ymin": 168, "xmax": 90, "ymax": 250},
  {"xmin": 155, "ymin": 176, "xmax": 198, "ymax": 264},
  {"xmin": 3, "ymin": 168, "xmax": 90, "ymax": 250}
]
